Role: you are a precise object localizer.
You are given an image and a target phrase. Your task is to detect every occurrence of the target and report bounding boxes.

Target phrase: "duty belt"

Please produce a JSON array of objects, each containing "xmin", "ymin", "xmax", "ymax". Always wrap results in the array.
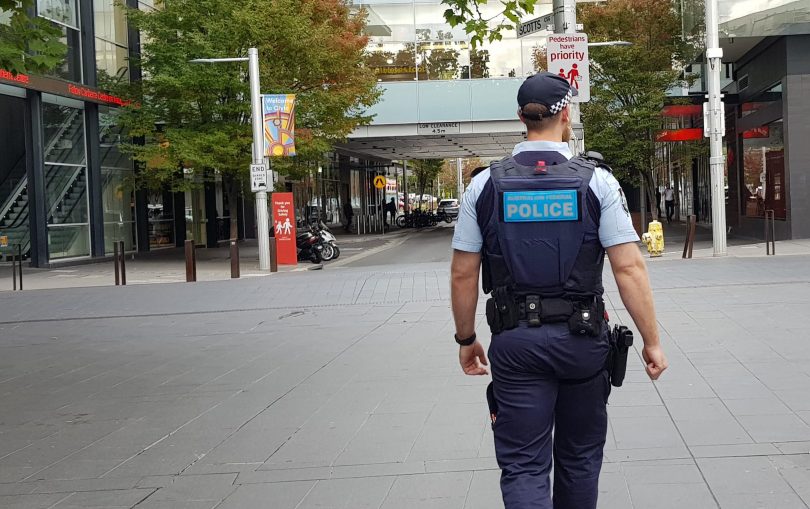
[{"xmin": 516, "ymin": 295, "xmax": 604, "ymax": 329}]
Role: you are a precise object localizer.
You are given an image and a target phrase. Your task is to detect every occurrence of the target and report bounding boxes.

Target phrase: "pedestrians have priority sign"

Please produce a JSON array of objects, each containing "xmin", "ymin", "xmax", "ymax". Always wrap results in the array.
[
  {"xmin": 251, "ymin": 164, "xmax": 268, "ymax": 192},
  {"xmin": 546, "ymin": 33, "xmax": 590, "ymax": 102},
  {"xmin": 373, "ymin": 175, "xmax": 386, "ymax": 189}
]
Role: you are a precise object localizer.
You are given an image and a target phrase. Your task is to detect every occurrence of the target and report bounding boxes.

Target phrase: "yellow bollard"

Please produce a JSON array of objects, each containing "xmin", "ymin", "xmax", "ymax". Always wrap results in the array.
[{"xmin": 641, "ymin": 220, "xmax": 664, "ymax": 257}]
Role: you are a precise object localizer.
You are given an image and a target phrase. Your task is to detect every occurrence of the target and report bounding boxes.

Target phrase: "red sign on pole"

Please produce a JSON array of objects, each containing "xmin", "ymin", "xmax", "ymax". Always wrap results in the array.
[{"xmin": 271, "ymin": 193, "xmax": 297, "ymax": 265}]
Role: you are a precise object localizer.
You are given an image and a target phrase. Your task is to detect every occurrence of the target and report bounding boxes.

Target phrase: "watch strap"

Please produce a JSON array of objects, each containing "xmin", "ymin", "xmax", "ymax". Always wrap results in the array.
[{"xmin": 455, "ymin": 332, "xmax": 477, "ymax": 346}]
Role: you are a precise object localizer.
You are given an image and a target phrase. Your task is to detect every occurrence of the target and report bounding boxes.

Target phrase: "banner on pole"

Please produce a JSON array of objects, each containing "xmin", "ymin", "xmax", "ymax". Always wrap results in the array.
[
  {"xmin": 271, "ymin": 192, "xmax": 297, "ymax": 265},
  {"xmin": 263, "ymin": 94, "xmax": 296, "ymax": 157}
]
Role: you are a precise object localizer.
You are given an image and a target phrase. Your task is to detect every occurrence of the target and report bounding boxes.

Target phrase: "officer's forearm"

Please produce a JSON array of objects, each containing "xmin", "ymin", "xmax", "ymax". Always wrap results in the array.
[
  {"xmin": 451, "ymin": 251, "xmax": 481, "ymax": 338},
  {"xmin": 607, "ymin": 245, "xmax": 660, "ymax": 347}
]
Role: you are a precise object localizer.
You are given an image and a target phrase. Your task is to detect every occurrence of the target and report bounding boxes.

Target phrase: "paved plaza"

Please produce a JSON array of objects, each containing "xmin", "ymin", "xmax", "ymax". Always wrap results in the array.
[{"xmin": 1, "ymin": 228, "xmax": 810, "ymax": 508}]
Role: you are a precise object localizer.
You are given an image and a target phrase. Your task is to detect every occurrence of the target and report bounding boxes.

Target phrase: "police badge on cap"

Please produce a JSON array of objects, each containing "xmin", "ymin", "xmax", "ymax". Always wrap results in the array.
[{"xmin": 517, "ymin": 72, "xmax": 578, "ymax": 120}]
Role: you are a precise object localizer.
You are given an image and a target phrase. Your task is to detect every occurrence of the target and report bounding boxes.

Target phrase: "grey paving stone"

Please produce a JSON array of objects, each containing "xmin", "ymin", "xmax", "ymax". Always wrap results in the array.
[
  {"xmin": 628, "ymin": 482, "xmax": 718, "ymax": 509},
  {"xmin": 50, "ymin": 488, "xmax": 155, "ymax": 508},
  {"xmin": 464, "ymin": 470, "xmax": 504, "ymax": 509},
  {"xmin": 664, "ymin": 398, "xmax": 752, "ymax": 446},
  {"xmin": 0, "ymin": 493, "xmax": 75, "ymax": 509},
  {"xmin": 698, "ymin": 456, "xmax": 808, "ymax": 509},
  {"xmin": 723, "ymin": 397, "xmax": 793, "ymax": 416},
  {"xmin": 297, "ymin": 477, "xmax": 395, "ymax": 509},
  {"xmin": 736, "ymin": 414, "xmax": 810, "ymax": 443},
  {"xmin": 689, "ymin": 443, "xmax": 780, "ymax": 458},
  {"xmin": 216, "ymin": 480, "xmax": 314, "ymax": 508},
  {"xmin": 380, "ymin": 472, "xmax": 472, "ymax": 509},
  {"xmin": 770, "ymin": 454, "xmax": 810, "ymax": 506}
]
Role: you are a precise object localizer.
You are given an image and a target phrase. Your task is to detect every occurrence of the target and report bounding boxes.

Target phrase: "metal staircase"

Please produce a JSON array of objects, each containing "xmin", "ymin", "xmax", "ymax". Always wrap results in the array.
[{"xmin": 0, "ymin": 110, "xmax": 86, "ymax": 261}]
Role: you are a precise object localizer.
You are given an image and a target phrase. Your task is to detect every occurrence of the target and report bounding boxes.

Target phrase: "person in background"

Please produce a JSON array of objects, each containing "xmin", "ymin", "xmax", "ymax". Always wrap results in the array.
[{"xmin": 664, "ymin": 185, "xmax": 675, "ymax": 224}]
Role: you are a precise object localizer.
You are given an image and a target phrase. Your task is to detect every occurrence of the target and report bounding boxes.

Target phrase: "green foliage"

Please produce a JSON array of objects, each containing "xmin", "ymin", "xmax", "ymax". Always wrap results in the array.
[
  {"xmin": 115, "ymin": 0, "xmax": 379, "ymax": 192},
  {"xmin": 442, "ymin": 0, "xmax": 538, "ymax": 47},
  {"xmin": 410, "ymin": 159, "xmax": 444, "ymax": 202},
  {"xmin": 580, "ymin": 0, "xmax": 699, "ymax": 206},
  {"xmin": 0, "ymin": 0, "xmax": 67, "ymax": 74}
]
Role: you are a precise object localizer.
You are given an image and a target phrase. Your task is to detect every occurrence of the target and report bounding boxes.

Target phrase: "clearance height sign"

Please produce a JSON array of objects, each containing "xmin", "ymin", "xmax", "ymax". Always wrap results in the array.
[{"xmin": 546, "ymin": 33, "xmax": 590, "ymax": 102}]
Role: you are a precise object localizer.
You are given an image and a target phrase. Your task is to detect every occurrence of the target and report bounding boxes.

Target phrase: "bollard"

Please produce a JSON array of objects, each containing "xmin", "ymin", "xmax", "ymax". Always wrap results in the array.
[
  {"xmin": 269, "ymin": 237, "xmax": 278, "ymax": 273},
  {"xmin": 15, "ymin": 244, "xmax": 22, "ymax": 290},
  {"xmin": 185, "ymin": 239, "xmax": 197, "ymax": 282},
  {"xmin": 682, "ymin": 215, "xmax": 696, "ymax": 259},
  {"xmin": 230, "ymin": 239, "xmax": 240, "ymax": 278},
  {"xmin": 114, "ymin": 241, "xmax": 120, "ymax": 285},
  {"xmin": 118, "ymin": 240, "xmax": 126, "ymax": 285},
  {"xmin": 765, "ymin": 209, "xmax": 776, "ymax": 255}
]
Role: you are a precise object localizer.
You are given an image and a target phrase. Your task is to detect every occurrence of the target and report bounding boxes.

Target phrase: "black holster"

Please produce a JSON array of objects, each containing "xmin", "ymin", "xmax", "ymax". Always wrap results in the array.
[
  {"xmin": 486, "ymin": 286, "xmax": 519, "ymax": 334},
  {"xmin": 606, "ymin": 325, "xmax": 634, "ymax": 387},
  {"xmin": 567, "ymin": 298, "xmax": 605, "ymax": 336}
]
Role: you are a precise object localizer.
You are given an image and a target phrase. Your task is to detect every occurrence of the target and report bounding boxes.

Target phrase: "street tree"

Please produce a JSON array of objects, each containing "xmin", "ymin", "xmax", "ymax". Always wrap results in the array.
[
  {"xmin": 580, "ymin": 0, "xmax": 698, "ymax": 218},
  {"xmin": 0, "ymin": 0, "xmax": 66, "ymax": 75},
  {"xmin": 410, "ymin": 159, "xmax": 444, "ymax": 208},
  {"xmin": 439, "ymin": 157, "xmax": 484, "ymax": 197},
  {"xmin": 117, "ymin": 0, "xmax": 378, "ymax": 239}
]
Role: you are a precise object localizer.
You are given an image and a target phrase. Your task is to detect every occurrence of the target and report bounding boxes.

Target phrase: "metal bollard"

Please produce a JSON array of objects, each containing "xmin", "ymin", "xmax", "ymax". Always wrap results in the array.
[
  {"xmin": 11, "ymin": 244, "xmax": 22, "ymax": 291},
  {"xmin": 185, "ymin": 239, "xmax": 197, "ymax": 282},
  {"xmin": 269, "ymin": 237, "xmax": 278, "ymax": 272},
  {"xmin": 118, "ymin": 240, "xmax": 126, "ymax": 285},
  {"xmin": 114, "ymin": 241, "xmax": 120, "ymax": 285},
  {"xmin": 230, "ymin": 239, "xmax": 240, "ymax": 278},
  {"xmin": 765, "ymin": 209, "xmax": 776, "ymax": 255},
  {"xmin": 681, "ymin": 215, "xmax": 696, "ymax": 259}
]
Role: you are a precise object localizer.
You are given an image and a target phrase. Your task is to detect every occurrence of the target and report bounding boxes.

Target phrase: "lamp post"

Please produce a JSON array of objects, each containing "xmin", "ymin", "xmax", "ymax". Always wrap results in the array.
[
  {"xmin": 704, "ymin": 0, "xmax": 728, "ymax": 256},
  {"xmin": 190, "ymin": 48, "xmax": 271, "ymax": 270}
]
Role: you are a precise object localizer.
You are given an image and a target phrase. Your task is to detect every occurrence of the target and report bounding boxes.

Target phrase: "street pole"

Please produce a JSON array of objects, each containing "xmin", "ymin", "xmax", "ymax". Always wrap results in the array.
[
  {"xmin": 248, "ymin": 48, "xmax": 271, "ymax": 270},
  {"xmin": 456, "ymin": 157, "xmax": 463, "ymax": 201},
  {"xmin": 403, "ymin": 160, "xmax": 409, "ymax": 214},
  {"xmin": 705, "ymin": 0, "xmax": 727, "ymax": 256},
  {"xmin": 553, "ymin": 0, "xmax": 583, "ymax": 155}
]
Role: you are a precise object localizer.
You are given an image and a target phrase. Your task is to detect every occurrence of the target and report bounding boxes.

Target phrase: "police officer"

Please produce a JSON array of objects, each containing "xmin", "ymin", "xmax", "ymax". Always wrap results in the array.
[{"xmin": 450, "ymin": 72, "xmax": 668, "ymax": 509}]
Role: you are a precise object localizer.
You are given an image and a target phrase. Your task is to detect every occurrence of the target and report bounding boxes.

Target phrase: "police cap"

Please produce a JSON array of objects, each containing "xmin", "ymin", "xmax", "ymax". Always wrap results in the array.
[{"xmin": 517, "ymin": 71, "xmax": 578, "ymax": 120}]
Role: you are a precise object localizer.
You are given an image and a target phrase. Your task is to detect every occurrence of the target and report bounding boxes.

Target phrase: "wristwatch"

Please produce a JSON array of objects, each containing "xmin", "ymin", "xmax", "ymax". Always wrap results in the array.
[{"xmin": 455, "ymin": 332, "xmax": 477, "ymax": 346}]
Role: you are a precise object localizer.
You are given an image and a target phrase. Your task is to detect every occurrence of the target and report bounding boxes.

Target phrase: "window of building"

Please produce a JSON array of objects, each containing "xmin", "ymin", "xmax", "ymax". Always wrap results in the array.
[
  {"xmin": 50, "ymin": 24, "xmax": 83, "ymax": 83},
  {"xmin": 95, "ymin": 0, "xmax": 130, "ymax": 82},
  {"xmin": 37, "ymin": 0, "xmax": 78, "ymax": 28},
  {"xmin": 147, "ymin": 190, "xmax": 175, "ymax": 248},
  {"xmin": 99, "ymin": 106, "xmax": 136, "ymax": 254},
  {"xmin": 42, "ymin": 100, "xmax": 90, "ymax": 259},
  {"xmin": 741, "ymin": 119, "xmax": 785, "ymax": 220}
]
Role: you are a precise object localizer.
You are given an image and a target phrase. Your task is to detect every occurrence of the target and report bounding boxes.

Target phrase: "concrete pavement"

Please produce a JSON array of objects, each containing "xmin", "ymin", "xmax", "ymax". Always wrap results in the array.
[{"xmin": 1, "ymin": 228, "xmax": 810, "ymax": 508}]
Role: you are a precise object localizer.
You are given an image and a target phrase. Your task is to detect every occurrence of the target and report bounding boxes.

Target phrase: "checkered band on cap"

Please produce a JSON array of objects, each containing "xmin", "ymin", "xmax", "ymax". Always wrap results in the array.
[{"xmin": 547, "ymin": 90, "xmax": 572, "ymax": 116}]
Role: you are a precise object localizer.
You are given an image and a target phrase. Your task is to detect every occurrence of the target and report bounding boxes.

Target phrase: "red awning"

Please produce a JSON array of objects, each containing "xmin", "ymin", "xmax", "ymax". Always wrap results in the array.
[{"xmin": 655, "ymin": 128, "xmax": 704, "ymax": 142}]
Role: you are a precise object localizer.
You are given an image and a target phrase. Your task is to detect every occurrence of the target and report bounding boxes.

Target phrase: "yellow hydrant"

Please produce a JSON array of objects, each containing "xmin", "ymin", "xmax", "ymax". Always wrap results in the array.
[{"xmin": 641, "ymin": 220, "xmax": 664, "ymax": 257}]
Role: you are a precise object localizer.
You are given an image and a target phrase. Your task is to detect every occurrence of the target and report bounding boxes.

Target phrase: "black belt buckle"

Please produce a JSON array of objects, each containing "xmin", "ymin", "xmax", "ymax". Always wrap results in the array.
[{"xmin": 525, "ymin": 295, "xmax": 541, "ymax": 327}]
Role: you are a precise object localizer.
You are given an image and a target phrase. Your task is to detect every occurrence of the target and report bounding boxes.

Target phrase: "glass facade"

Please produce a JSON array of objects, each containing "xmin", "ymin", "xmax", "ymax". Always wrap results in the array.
[
  {"xmin": 357, "ymin": 0, "xmax": 546, "ymax": 83},
  {"xmin": 42, "ymin": 100, "xmax": 90, "ymax": 259},
  {"xmin": 95, "ymin": 0, "xmax": 130, "ymax": 81},
  {"xmin": 37, "ymin": 0, "xmax": 82, "ymax": 83},
  {"xmin": 99, "ymin": 106, "xmax": 136, "ymax": 254}
]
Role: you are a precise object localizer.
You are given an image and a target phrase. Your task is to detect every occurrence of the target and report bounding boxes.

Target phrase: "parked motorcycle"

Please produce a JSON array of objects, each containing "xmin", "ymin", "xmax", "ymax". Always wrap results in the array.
[
  {"xmin": 296, "ymin": 229, "xmax": 324, "ymax": 264},
  {"xmin": 307, "ymin": 219, "xmax": 340, "ymax": 261},
  {"xmin": 396, "ymin": 210, "xmax": 439, "ymax": 228}
]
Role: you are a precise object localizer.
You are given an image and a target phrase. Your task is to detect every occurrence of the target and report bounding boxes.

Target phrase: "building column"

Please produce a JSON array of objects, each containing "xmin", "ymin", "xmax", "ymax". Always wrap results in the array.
[
  {"xmin": 23, "ymin": 90, "xmax": 49, "ymax": 267},
  {"xmin": 173, "ymin": 190, "xmax": 186, "ymax": 247},
  {"xmin": 205, "ymin": 178, "xmax": 218, "ymax": 248},
  {"xmin": 85, "ymin": 102, "xmax": 106, "ymax": 257}
]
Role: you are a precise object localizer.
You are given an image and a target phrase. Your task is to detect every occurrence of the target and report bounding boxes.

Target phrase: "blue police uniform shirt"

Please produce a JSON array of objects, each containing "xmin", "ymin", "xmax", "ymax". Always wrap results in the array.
[{"xmin": 451, "ymin": 140, "xmax": 640, "ymax": 253}]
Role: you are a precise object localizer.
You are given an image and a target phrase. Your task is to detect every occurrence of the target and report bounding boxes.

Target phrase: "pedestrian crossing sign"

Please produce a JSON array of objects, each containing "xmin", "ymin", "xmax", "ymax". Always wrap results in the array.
[{"xmin": 374, "ymin": 175, "xmax": 386, "ymax": 189}]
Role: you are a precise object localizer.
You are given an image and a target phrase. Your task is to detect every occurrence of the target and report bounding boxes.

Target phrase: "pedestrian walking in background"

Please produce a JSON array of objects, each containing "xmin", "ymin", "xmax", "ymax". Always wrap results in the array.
[
  {"xmin": 450, "ymin": 72, "xmax": 668, "ymax": 509},
  {"xmin": 342, "ymin": 198, "xmax": 354, "ymax": 233},
  {"xmin": 664, "ymin": 185, "xmax": 675, "ymax": 223}
]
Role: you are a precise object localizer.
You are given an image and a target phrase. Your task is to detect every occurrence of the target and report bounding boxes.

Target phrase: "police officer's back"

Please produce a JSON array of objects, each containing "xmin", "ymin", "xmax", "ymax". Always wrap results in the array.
[{"xmin": 449, "ymin": 72, "xmax": 668, "ymax": 509}]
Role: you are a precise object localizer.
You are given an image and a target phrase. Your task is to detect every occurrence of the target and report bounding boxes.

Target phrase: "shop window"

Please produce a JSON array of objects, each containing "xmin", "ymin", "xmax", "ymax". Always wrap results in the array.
[
  {"xmin": 43, "ymin": 102, "xmax": 86, "ymax": 166},
  {"xmin": 741, "ymin": 120, "xmax": 785, "ymax": 220},
  {"xmin": 147, "ymin": 190, "xmax": 175, "ymax": 248}
]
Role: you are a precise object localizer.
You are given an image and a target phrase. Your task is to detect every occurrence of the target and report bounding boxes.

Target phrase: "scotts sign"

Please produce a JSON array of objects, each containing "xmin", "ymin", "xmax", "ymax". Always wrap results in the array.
[{"xmin": 0, "ymin": 69, "xmax": 131, "ymax": 107}]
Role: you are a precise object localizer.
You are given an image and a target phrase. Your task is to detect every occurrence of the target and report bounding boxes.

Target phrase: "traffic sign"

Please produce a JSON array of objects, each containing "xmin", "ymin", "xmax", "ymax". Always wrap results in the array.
[
  {"xmin": 517, "ymin": 13, "xmax": 554, "ymax": 38},
  {"xmin": 373, "ymin": 175, "xmax": 386, "ymax": 189},
  {"xmin": 251, "ymin": 164, "xmax": 267, "ymax": 192},
  {"xmin": 0, "ymin": 235, "xmax": 7, "ymax": 248},
  {"xmin": 546, "ymin": 33, "xmax": 590, "ymax": 102}
]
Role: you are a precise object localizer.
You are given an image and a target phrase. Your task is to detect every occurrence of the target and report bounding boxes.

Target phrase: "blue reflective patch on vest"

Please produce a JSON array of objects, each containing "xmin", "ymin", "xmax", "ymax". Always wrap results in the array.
[{"xmin": 503, "ymin": 189, "xmax": 579, "ymax": 222}]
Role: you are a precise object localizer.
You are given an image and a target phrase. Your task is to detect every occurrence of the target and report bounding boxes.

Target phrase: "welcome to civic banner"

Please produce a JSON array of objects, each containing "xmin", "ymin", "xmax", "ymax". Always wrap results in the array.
[{"xmin": 262, "ymin": 94, "xmax": 296, "ymax": 157}]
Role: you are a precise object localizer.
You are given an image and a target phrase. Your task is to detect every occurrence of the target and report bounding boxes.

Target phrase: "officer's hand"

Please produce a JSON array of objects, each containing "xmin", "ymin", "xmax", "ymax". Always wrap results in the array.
[
  {"xmin": 459, "ymin": 341, "xmax": 489, "ymax": 376},
  {"xmin": 642, "ymin": 345, "xmax": 668, "ymax": 380}
]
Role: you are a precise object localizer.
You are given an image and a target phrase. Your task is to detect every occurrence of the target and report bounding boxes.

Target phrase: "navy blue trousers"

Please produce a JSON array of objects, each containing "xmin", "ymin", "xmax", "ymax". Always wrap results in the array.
[{"xmin": 489, "ymin": 323, "xmax": 611, "ymax": 509}]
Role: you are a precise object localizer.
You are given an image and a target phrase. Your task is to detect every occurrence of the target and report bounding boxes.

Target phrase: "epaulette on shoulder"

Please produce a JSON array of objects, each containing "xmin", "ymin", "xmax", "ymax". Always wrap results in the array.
[{"xmin": 583, "ymin": 151, "xmax": 613, "ymax": 173}]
